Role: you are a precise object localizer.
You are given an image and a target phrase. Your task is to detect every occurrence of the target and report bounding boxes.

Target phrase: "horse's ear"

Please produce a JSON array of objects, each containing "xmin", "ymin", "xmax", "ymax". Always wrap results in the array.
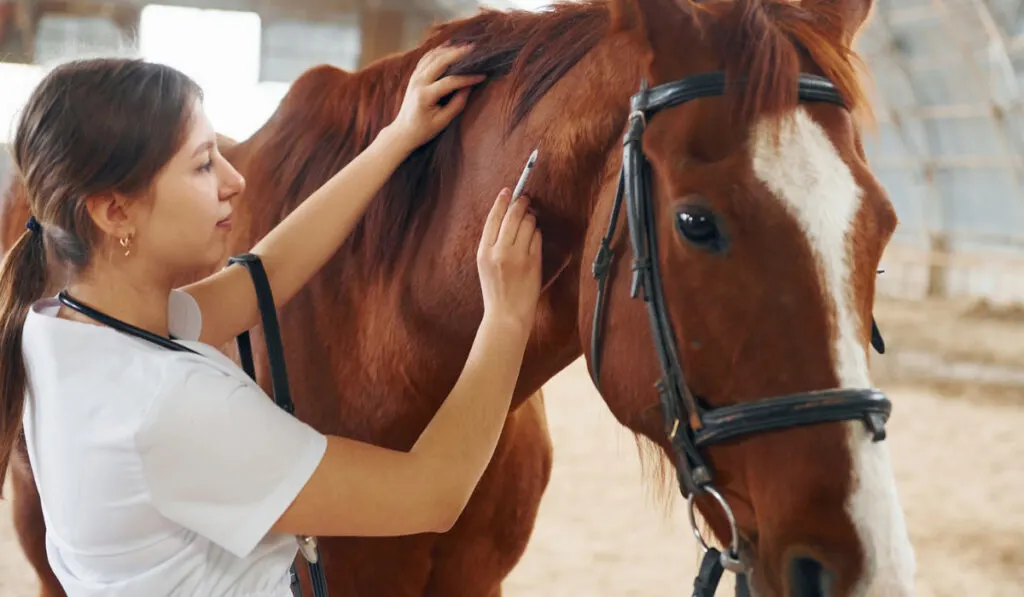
[
  {"xmin": 612, "ymin": 0, "xmax": 693, "ymax": 32},
  {"xmin": 610, "ymin": 0, "xmax": 695, "ymax": 76},
  {"xmin": 802, "ymin": 0, "xmax": 875, "ymax": 44}
]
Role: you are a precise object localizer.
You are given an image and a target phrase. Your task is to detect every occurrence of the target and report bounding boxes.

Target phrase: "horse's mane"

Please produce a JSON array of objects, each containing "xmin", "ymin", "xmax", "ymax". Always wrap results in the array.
[
  {"xmin": 239, "ymin": 0, "xmax": 869, "ymax": 277},
  {"xmin": 240, "ymin": 1, "xmax": 609, "ymax": 274}
]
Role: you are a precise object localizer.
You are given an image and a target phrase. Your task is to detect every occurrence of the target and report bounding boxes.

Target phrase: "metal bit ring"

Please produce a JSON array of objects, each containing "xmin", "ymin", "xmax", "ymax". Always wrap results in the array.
[{"xmin": 687, "ymin": 485, "xmax": 743, "ymax": 571}]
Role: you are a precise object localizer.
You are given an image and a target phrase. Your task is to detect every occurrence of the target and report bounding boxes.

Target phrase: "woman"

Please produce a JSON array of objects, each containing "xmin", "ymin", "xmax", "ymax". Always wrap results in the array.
[{"xmin": 0, "ymin": 44, "xmax": 542, "ymax": 596}]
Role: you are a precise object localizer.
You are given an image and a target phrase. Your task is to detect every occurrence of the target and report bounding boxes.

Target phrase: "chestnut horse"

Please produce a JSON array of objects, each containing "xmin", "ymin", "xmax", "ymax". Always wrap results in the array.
[{"xmin": 1, "ymin": 0, "xmax": 916, "ymax": 595}]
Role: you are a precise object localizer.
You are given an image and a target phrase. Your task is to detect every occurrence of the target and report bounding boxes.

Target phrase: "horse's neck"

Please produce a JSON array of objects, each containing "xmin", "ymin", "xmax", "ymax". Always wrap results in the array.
[
  {"xmin": 471, "ymin": 41, "xmax": 646, "ymax": 398},
  {"xmin": 532, "ymin": 41, "xmax": 642, "ymax": 223},
  {"xmin": 225, "ymin": 35, "xmax": 646, "ymax": 420}
]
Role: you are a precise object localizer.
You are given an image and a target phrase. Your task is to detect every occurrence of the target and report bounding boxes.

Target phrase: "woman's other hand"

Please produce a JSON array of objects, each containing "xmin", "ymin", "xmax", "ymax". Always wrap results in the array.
[
  {"xmin": 388, "ymin": 43, "xmax": 485, "ymax": 153},
  {"xmin": 476, "ymin": 188, "xmax": 543, "ymax": 334}
]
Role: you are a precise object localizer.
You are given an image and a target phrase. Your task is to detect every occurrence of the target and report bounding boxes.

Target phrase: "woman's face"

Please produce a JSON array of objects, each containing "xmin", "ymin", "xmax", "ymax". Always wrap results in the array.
[{"xmin": 132, "ymin": 98, "xmax": 245, "ymax": 279}]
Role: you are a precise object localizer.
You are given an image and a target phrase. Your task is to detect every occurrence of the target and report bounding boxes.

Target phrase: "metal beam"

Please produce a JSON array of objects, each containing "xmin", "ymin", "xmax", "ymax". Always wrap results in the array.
[
  {"xmin": 927, "ymin": 0, "xmax": 1024, "ymax": 181},
  {"xmin": 886, "ymin": 6, "xmax": 941, "ymax": 26},
  {"xmin": 7, "ymin": 0, "xmax": 39, "ymax": 62},
  {"xmin": 23, "ymin": 0, "xmax": 475, "ymax": 27},
  {"xmin": 869, "ymin": 102, "xmax": 1022, "ymax": 121},
  {"xmin": 874, "ymin": 155, "xmax": 1024, "ymax": 168},
  {"xmin": 870, "ymin": 7, "xmax": 951, "ymax": 297}
]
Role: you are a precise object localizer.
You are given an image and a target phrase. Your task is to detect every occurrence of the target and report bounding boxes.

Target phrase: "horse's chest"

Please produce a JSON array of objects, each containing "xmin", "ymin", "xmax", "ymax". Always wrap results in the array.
[
  {"xmin": 316, "ymin": 396, "xmax": 551, "ymax": 596},
  {"xmin": 280, "ymin": 302, "xmax": 474, "ymax": 449}
]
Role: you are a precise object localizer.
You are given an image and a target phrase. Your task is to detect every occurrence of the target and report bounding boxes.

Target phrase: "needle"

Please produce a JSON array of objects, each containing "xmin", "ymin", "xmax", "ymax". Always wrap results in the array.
[{"xmin": 511, "ymin": 148, "xmax": 538, "ymax": 201}]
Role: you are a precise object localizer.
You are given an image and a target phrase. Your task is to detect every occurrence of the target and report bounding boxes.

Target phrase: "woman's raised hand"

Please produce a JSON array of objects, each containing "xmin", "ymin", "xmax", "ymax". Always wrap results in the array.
[
  {"xmin": 388, "ymin": 43, "xmax": 486, "ymax": 153},
  {"xmin": 476, "ymin": 188, "xmax": 543, "ymax": 333}
]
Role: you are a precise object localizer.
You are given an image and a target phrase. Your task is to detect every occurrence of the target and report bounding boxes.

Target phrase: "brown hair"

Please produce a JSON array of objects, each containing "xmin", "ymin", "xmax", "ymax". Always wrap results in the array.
[{"xmin": 0, "ymin": 57, "xmax": 202, "ymax": 495}]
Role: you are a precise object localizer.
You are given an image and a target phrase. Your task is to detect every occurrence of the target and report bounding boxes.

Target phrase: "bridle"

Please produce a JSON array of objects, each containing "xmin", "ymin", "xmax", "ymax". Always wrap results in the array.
[{"xmin": 588, "ymin": 70, "xmax": 892, "ymax": 595}]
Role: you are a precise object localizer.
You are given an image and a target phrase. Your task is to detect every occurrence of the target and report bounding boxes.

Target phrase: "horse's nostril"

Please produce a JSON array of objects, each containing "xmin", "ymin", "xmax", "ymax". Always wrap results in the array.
[{"xmin": 789, "ymin": 555, "xmax": 835, "ymax": 597}]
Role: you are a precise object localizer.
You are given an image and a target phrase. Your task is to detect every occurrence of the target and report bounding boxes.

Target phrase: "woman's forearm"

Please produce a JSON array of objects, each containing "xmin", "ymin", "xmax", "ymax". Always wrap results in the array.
[
  {"xmin": 267, "ymin": 315, "xmax": 534, "ymax": 538},
  {"xmin": 410, "ymin": 314, "xmax": 531, "ymax": 517},
  {"xmin": 188, "ymin": 125, "xmax": 412, "ymax": 347}
]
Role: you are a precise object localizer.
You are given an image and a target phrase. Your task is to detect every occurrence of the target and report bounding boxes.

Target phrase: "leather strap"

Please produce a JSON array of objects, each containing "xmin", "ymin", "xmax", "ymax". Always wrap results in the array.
[
  {"xmin": 226, "ymin": 253, "xmax": 329, "ymax": 597},
  {"xmin": 694, "ymin": 388, "xmax": 891, "ymax": 447},
  {"xmin": 227, "ymin": 253, "xmax": 295, "ymax": 414}
]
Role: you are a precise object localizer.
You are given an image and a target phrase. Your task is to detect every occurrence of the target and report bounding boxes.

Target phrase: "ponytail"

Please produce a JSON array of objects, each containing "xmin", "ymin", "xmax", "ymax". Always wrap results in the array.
[
  {"xmin": 0, "ymin": 219, "xmax": 48, "ymax": 498},
  {"xmin": 0, "ymin": 58, "xmax": 204, "ymax": 497}
]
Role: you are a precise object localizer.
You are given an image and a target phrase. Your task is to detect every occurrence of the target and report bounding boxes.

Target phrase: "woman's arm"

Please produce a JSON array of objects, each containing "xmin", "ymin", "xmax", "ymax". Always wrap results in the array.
[
  {"xmin": 139, "ymin": 189, "xmax": 539, "ymax": 548},
  {"xmin": 271, "ymin": 313, "xmax": 530, "ymax": 536},
  {"xmin": 270, "ymin": 188, "xmax": 542, "ymax": 538},
  {"xmin": 183, "ymin": 44, "xmax": 485, "ymax": 349}
]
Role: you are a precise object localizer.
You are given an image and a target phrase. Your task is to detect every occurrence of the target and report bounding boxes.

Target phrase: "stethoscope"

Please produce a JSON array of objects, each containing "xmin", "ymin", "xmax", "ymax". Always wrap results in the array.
[{"xmin": 56, "ymin": 290, "xmax": 201, "ymax": 356}]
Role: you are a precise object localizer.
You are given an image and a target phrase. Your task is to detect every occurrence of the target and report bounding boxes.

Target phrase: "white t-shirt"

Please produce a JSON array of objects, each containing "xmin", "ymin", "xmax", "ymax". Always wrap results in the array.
[{"xmin": 20, "ymin": 289, "xmax": 328, "ymax": 597}]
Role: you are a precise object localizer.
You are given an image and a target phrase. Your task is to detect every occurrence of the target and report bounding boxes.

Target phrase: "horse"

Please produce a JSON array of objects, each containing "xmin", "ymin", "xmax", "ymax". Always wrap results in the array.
[{"xmin": 1, "ymin": 0, "xmax": 916, "ymax": 595}]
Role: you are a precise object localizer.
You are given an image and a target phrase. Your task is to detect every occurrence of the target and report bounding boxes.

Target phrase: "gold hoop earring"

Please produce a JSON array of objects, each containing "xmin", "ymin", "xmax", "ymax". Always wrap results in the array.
[{"xmin": 119, "ymin": 233, "xmax": 133, "ymax": 257}]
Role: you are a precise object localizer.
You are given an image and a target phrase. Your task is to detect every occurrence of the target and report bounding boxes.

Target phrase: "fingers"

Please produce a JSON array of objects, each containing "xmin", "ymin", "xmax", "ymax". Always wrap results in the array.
[
  {"xmin": 480, "ymin": 188, "xmax": 512, "ymax": 248},
  {"xmin": 514, "ymin": 210, "xmax": 537, "ymax": 247},
  {"xmin": 435, "ymin": 87, "xmax": 472, "ymax": 121},
  {"xmin": 529, "ymin": 228, "xmax": 542, "ymax": 257},
  {"xmin": 413, "ymin": 43, "xmax": 475, "ymax": 85},
  {"xmin": 496, "ymin": 194, "xmax": 530, "ymax": 247},
  {"xmin": 480, "ymin": 187, "xmax": 541, "ymax": 269},
  {"xmin": 425, "ymin": 74, "xmax": 486, "ymax": 104},
  {"xmin": 409, "ymin": 48, "xmax": 443, "ymax": 84}
]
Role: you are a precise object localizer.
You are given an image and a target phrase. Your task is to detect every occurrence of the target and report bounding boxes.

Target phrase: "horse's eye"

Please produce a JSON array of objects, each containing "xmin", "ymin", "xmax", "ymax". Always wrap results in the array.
[{"xmin": 675, "ymin": 206, "xmax": 723, "ymax": 251}]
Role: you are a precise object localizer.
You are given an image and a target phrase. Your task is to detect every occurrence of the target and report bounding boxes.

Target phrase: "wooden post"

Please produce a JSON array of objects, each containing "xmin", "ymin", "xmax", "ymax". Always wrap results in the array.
[
  {"xmin": 0, "ymin": 0, "xmax": 39, "ymax": 63},
  {"xmin": 926, "ymin": 232, "xmax": 950, "ymax": 299},
  {"xmin": 358, "ymin": 9, "xmax": 405, "ymax": 68},
  {"xmin": 111, "ymin": 5, "xmax": 141, "ymax": 48},
  {"xmin": 0, "ymin": 3, "xmax": 12, "ymax": 51}
]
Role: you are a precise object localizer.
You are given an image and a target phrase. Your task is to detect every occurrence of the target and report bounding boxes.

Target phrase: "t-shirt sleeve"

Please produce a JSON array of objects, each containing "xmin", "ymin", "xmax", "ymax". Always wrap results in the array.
[{"xmin": 134, "ymin": 362, "xmax": 328, "ymax": 559}]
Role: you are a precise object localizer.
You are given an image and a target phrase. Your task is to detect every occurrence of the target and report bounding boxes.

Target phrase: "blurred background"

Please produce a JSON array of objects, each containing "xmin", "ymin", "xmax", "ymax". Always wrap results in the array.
[{"xmin": 1, "ymin": 0, "xmax": 1022, "ymax": 595}]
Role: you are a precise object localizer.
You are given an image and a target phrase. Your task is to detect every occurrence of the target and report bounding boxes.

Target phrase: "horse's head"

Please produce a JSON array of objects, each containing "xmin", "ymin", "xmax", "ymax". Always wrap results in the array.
[{"xmin": 579, "ymin": 0, "xmax": 913, "ymax": 595}]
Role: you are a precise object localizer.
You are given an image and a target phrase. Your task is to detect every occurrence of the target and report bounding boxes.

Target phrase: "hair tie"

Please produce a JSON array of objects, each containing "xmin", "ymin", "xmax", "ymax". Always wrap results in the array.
[{"xmin": 25, "ymin": 215, "xmax": 41, "ymax": 235}]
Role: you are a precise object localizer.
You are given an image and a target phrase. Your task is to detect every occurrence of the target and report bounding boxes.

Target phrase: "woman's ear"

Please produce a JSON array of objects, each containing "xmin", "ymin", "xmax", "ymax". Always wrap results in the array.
[{"xmin": 84, "ymin": 192, "xmax": 135, "ymax": 240}]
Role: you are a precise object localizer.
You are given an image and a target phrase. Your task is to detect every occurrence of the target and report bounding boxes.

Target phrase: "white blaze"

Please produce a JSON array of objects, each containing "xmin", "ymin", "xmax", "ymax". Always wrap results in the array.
[{"xmin": 749, "ymin": 108, "xmax": 916, "ymax": 596}]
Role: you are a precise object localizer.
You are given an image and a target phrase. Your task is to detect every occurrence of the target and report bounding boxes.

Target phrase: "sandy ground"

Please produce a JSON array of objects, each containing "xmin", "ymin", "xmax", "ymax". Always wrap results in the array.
[{"xmin": 2, "ymin": 296, "xmax": 1022, "ymax": 596}]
